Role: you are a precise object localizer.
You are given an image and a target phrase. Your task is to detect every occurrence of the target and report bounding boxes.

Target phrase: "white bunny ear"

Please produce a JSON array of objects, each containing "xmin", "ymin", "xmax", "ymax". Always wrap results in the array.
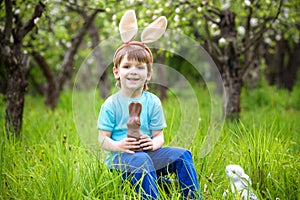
[
  {"xmin": 119, "ymin": 10, "xmax": 138, "ymax": 43},
  {"xmin": 141, "ymin": 16, "xmax": 167, "ymax": 43}
]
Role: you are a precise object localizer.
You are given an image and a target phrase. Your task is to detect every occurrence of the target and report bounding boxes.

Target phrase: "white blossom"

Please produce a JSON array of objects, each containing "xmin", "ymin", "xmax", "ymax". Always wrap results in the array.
[
  {"xmin": 50, "ymin": 8, "xmax": 59, "ymax": 15},
  {"xmin": 219, "ymin": 37, "xmax": 226, "ymax": 44},
  {"xmin": 154, "ymin": 8, "xmax": 163, "ymax": 14},
  {"xmin": 175, "ymin": 7, "xmax": 181, "ymax": 13},
  {"xmin": 283, "ymin": 8, "xmax": 289, "ymax": 19},
  {"xmin": 264, "ymin": 37, "xmax": 272, "ymax": 44},
  {"xmin": 293, "ymin": 34, "xmax": 299, "ymax": 43},
  {"xmin": 211, "ymin": 23, "xmax": 217, "ymax": 29},
  {"xmin": 212, "ymin": 29, "xmax": 220, "ymax": 36},
  {"xmin": 152, "ymin": 15, "xmax": 158, "ymax": 20},
  {"xmin": 275, "ymin": 34, "xmax": 281, "ymax": 41},
  {"xmin": 64, "ymin": 16, "xmax": 70, "ymax": 21},
  {"xmin": 15, "ymin": 9, "xmax": 20, "ymax": 14},
  {"xmin": 66, "ymin": 42, "xmax": 71, "ymax": 48},
  {"xmin": 250, "ymin": 18, "xmax": 258, "ymax": 26},
  {"xmin": 174, "ymin": 15, "xmax": 179, "ymax": 22},
  {"xmin": 222, "ymin": 2, "xmax": 230, "ymax": 9},
  {"xmin": 34, "ymin": 18, "xmax": 40, "ymax": 24},
  {"xmin": 237, "ymin": 26, "xmax": 246, "ymax": 35},
  {"xmin": 197, "ymin": 7, "xmax": 202, "ymax": 12},
  {"xmin": 244, "ymin": 0, "xmax": 251, "ymax": 6},
  {"xmin": 87, "ymin": 58, "xmax": 93, "ymax": 65}
]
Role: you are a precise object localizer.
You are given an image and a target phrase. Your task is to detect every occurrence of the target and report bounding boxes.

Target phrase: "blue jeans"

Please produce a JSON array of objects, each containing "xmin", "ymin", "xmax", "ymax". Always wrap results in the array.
[{"xmin": 112, "ymin": 147, "xmax": 201, "ymax": 199}]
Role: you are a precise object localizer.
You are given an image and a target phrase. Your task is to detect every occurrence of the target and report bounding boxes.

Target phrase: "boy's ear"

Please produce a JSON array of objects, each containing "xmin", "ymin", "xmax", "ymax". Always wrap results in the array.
[
  {"xmin": 146, "ymin": 70, "xmax": 153, "ymax": 81},
  {"xmin": 113, "ymin": 67, "xmax": 120, "ymax": 79}
]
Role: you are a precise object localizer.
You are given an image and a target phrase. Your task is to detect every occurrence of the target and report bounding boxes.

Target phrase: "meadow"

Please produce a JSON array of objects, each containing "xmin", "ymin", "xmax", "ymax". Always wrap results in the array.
[{"xmin": 0, "ymin": 83, "xmax": 299, "ymax": 199}]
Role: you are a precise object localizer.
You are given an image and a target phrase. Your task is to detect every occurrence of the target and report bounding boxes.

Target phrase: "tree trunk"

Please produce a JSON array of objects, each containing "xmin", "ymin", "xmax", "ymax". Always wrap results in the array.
[
  {"xmin": 31, "ymin": 51, "xmax": 58, "ymax": 108},
  {"xmin": 45, "ymin": 10, "xmax": 99, "ymax": 109},
  {"xmin": 1, "ymin": 1, "xmax": 45, "ymax": 136},
  {"xmin": 0, "ymin": 62, "xmax": 8, "ymax": 94},
  {"xmin": 218, "ymin": 10, "xmax": 242, "ymax": 119},
  {"xmin": 264, "ymin": 39, "xmax": 285, "ymax": 86},
  {"xmin": 155, "ymin": 51, "xmax": 168, "ymax": 100},
  {"xmin": 88, "ymin": 23, "xmax": 110, "ymax": 99},
  {"xmin": 264, "ymin": 37, "xmax": 300, "ymax": 91},
  {"xmin": 223, "ymin": 64, "xmax": 243, "ymax": 119},
  {"xmin": 277, "ymin": 39, "xmax": 300, "ymax": 91},
  {"xmin": 4, "ymin": 54, "xmax": 27, "ymax": 137}
]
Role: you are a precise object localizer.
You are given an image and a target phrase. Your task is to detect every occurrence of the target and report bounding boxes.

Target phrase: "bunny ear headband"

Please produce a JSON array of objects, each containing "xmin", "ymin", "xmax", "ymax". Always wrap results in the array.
[{"xmin": 113, "ymin": 10, "xmax": 168, "ymax": 66}]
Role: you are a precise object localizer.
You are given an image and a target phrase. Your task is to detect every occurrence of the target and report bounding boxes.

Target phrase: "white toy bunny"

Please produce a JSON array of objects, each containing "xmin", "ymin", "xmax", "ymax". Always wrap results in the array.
[{"xmin": 223, "ymin": 164, "xmax": 258, "ymax": 200}]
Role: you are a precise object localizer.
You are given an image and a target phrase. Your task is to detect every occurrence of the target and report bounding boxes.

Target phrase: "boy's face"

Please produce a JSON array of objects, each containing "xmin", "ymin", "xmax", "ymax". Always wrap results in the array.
[{"xmin": 113, "ymin": 54, "xmax": 152, "ymax": 94}]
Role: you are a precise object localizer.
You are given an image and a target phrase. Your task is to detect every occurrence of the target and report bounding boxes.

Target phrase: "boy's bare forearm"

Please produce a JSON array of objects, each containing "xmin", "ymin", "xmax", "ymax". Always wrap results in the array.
[
  {"xmin": 98, "ymin": 131, "xmax": 120, "ymax": 152},
  {"xmin": 98, "ymin": 130, "xmax": 141, "ymax": 153},
  {"xmin": 152, "ymin": 130, "xmax": 164, "ymax": 150}
]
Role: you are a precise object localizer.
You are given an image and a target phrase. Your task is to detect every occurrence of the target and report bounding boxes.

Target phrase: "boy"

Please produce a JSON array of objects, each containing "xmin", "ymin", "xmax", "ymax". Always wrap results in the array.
[{"xmin": 98, "ymin": 10, "xmax": 201, "ymax": 199}]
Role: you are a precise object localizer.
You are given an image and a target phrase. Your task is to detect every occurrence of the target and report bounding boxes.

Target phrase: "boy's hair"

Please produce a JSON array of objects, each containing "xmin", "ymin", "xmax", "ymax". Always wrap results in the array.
[{"xmin": 113, "ymin": 43, "xmax": 153, "ymax": 90}]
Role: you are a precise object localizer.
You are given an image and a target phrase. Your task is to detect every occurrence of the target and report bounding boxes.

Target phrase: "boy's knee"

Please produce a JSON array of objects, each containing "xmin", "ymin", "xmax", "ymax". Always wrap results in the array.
[
  {"xmin": 181, "ymin": 149, "xmax": 192, "ymax": 158},
  {"xmin": 167, "ymin": 147, "xmax": 192, "ymax": 161},
  {"xmin": 128, "ymin": 152, "xmax": 154, "ymax": 170}
]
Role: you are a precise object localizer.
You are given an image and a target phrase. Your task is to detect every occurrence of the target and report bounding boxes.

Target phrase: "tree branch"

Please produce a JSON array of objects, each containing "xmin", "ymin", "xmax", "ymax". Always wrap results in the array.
[
  {"xmin": 4, "ymin": 0, "xmax": 13, "ymax": 41},
  {"xmin": 57, "ymin": 9, "xmax": 99, "ymax": 91},
  {"xmin": 31, "ymin": 50, "xmax": 56, "ymax": 84},
  {"xmin": 63, "ymin": 0, "xmax": 105, "ymax": 13},
  {"xmin": 204, "ymin": 18, "xmax": 213, "ymax": 54},
  {"xmin": 21, "ymin": 1, "xmax": 46, "ymax": 38}
]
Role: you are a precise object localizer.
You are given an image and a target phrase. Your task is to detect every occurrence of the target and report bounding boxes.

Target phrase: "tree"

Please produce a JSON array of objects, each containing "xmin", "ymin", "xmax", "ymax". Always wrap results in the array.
[
  {"xmin": 0, "ymin": 0, "xmax": 46, "ymax": 136},
  {"xmin": 163, "ymin": 0, "xmax": 283, "ymax": 119},
  {"xmin": 30, "ymin": 2, "xmax": 103, "ymax": 109},
  {"xmin": 69, "ymin": 4, "xmax": 111, "ymax": 99},
  {"xmin": 263, "ymin": 2, "xmax": 300, "ymax": 91}
]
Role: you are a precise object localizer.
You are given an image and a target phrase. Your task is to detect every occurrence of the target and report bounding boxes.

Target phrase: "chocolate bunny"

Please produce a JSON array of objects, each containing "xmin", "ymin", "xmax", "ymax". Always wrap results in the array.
[{"xmin": 127, "ymin": 102, "xmax": 143, "ymax": 151}]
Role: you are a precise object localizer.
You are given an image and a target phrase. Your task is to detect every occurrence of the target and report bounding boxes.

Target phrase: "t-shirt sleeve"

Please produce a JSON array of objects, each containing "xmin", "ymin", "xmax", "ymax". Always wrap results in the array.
[
  {"xmin": 149, "ymin": 96, "xmax": 167, "ymax": 130},
  {"xmin": 98, "ymin": 104, "xmax": 115, "ymax": 132}
]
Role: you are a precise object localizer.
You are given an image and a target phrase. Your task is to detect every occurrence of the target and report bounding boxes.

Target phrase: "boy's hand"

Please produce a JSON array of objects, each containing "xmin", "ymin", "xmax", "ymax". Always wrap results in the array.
[
  {"xmin": 139, "ymin": 134, "xmax": 153, "ymax": 151},
  {"xmin": 117, "ymin": 137, "xmax": 141, "ymax": 154}
]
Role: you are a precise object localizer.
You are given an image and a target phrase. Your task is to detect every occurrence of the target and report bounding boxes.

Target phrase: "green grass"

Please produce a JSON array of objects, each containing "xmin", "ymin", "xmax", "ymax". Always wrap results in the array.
[{"xmin": 0, "ymin": 84, "xmax": 299, "ymax": 199}]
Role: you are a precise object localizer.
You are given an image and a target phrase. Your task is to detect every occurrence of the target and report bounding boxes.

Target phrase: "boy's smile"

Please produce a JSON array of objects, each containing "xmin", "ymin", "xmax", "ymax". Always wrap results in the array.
[{"xmin": 113, "ymin": 54, "xmax": 152, "ymax": 97}]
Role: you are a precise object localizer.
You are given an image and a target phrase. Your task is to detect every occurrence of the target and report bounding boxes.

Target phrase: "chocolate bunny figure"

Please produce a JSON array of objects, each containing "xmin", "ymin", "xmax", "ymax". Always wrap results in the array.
[{"xmin": 127, "ymin": 102, "xmax": 143, "ymax": 151}]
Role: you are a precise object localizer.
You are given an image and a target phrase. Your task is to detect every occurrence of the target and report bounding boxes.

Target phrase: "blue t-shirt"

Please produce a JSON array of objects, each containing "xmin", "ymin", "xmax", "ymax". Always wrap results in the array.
[{"xmin": 98, "ymin": 91, "xmax": 167, "ymax": 167}]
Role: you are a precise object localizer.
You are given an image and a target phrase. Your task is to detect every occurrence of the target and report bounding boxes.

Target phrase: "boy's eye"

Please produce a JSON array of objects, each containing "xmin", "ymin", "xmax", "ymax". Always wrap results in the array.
[
  {"xmin": 137, "ymin": 65, "xmax": 146, "ymax": 69},
  {"xmin": 122, "ymin": 65, "xmax": 129, "ymax": 68}
]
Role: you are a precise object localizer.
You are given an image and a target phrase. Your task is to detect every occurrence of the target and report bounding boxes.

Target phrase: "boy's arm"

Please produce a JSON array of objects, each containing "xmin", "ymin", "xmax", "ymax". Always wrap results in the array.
[
  {"xmin": 98, "ymin": 130, "xmax": 140, "ymax": 154},
  {"xmin": 152, "ymin": 130, "xmax": 164, "ymax": 150}
]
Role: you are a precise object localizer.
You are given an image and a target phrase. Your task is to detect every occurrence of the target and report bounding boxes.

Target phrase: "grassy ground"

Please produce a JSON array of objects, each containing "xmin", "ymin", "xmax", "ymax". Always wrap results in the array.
[{"xmin": 0, "ymin": 84, "xmax": 299, "ymax": 199}]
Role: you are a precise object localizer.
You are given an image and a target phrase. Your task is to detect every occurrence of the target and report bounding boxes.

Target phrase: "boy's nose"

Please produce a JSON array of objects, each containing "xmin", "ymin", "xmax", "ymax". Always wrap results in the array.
[{"xmin": 129, "ymin": 67, "xmax": 138, "ymax": 74}]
